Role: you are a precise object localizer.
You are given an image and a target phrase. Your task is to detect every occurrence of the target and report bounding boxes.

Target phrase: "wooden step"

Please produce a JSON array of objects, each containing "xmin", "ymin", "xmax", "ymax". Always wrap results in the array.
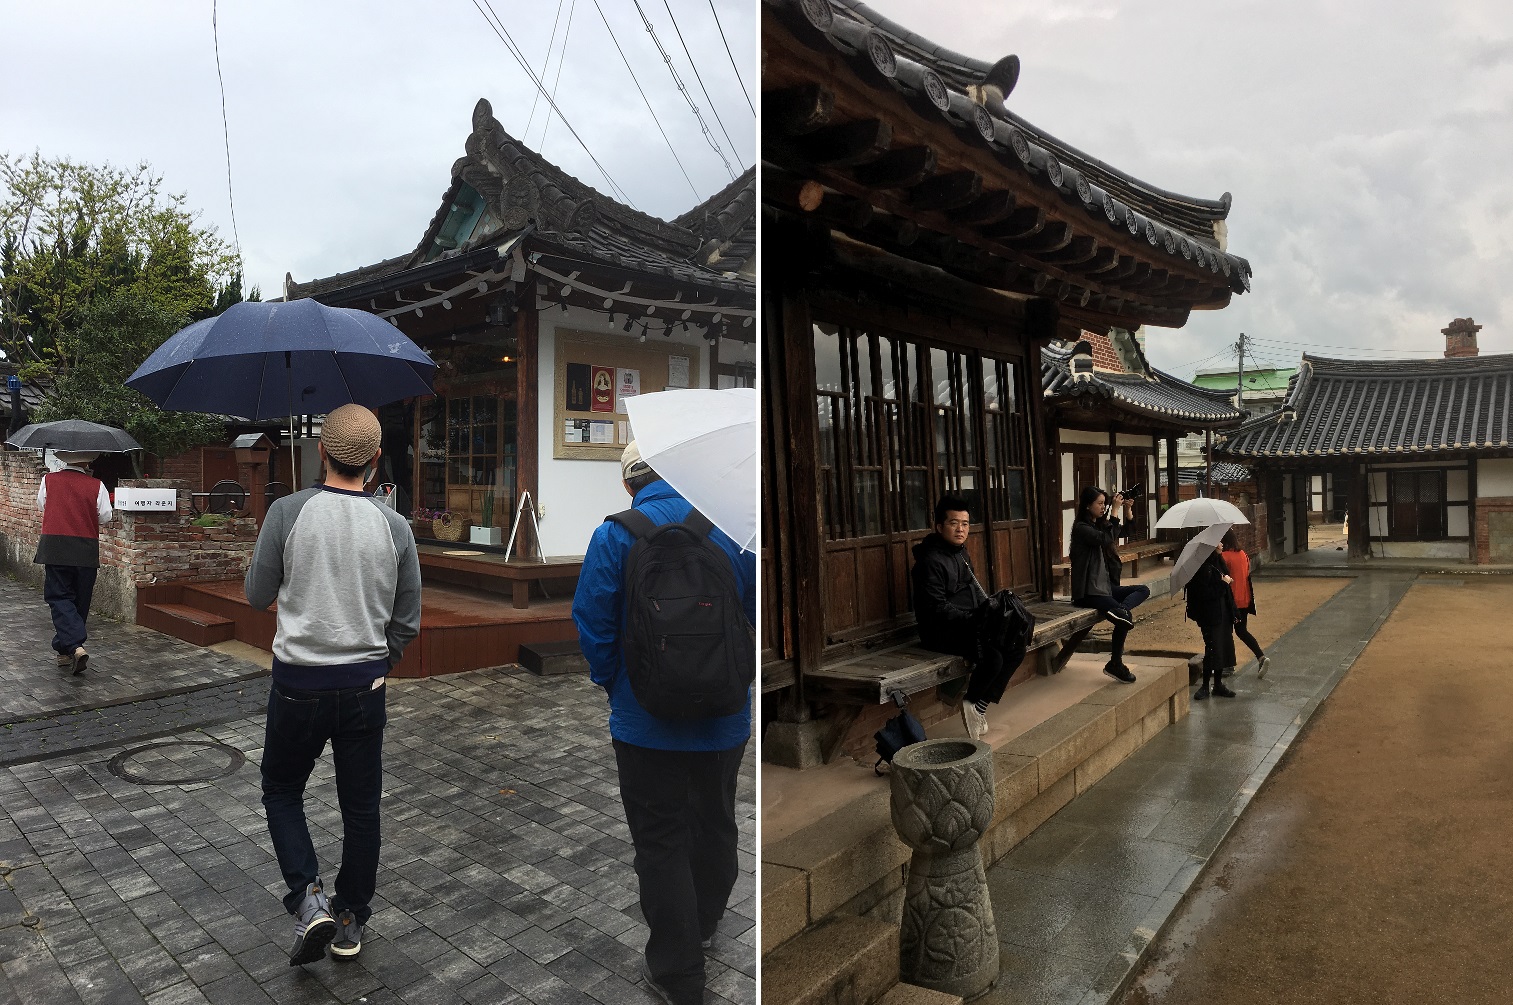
[
  {"xmin": 140, "ymin": 603, "xmax": 236, "ymax": 647},
  {"xmin": 762, "ymin": 915, "xmax": 898, "ymax": 1005},
  {"xmin": 517, "ymin": 639, "xmax": 589, "ymax": 676}
]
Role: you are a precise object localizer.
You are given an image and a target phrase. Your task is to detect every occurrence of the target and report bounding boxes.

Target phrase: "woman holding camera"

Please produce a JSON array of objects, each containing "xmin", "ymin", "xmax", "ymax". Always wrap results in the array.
[{"xmin": 1069, "ymin": 486, "xmax": 1150, "ymax": 683}]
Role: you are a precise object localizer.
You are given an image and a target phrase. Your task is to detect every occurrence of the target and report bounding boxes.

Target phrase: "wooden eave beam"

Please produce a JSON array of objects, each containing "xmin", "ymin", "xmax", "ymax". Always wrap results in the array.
[
  {"xmin": 853, "ymin": 146, "xmax": 937, "ymax": 188},
  {"xmin": 761, "ymin": 32, "xmax": 1227, "ymax": 293}
]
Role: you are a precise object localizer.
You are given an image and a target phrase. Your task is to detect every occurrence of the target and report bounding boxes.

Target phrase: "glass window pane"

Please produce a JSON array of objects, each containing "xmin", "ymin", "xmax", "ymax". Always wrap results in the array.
[
  {"xmin": 854, "ymin": 335, "xmax": 874, "ymax": 400},
  {"xmin": 857, "ymin": 471, "xmax": 881, "ymax": 537},
  {"xmin": 904, "ymin": 471, "xmax": 931, "ymax": 530},
  {"xmin": 814, "ymin": 323, "xmax": 843, "ymax": 392},
  {"xmin": 1003, "ymin": 361, "xmax": 1017, "ymax": 414},
  {"xmin": 930, "ymin": 348, "xmax": 952, "ymax": 405},
  {"xmin": 1006, "ymin": 470, "xmax": 1027, "ymax": 520}
]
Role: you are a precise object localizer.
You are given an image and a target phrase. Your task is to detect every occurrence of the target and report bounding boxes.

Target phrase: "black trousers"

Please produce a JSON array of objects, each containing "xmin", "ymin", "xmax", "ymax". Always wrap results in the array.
[
  {"xmin": 614, "ymin": 738, "xmax": 745, "ymax": 1005},
  {"xmin": 1234, "ymin": 613, "xmax": 1264, "ymax": 661},
  {"xmin": 44, "ymin": 565, "xmax": 97, "ymax": 654}
]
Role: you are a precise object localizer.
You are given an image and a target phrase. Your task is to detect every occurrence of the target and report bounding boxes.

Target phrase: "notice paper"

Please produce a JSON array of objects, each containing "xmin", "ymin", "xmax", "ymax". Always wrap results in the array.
[
  {"xmin": 668, "ymin": 355, "xmax": 690, "ymax": 388},
  {"xmin": 615, "ymin": 367, "xmax": 641, "ymax": 414}
]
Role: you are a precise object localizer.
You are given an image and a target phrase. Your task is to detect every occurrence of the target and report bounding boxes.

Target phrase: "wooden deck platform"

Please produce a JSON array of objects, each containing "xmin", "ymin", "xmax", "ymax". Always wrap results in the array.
[
  {"xmin": 416, "ymin": 546, "xmax": 582, "ymax": 610},
  {"xmin": 137, "ymin": 578, "xmax": 580, "ymax": 678}
]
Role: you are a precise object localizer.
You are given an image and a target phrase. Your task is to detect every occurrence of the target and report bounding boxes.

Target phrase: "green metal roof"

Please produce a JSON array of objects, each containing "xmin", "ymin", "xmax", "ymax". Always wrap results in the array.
[{"xmin": 1192, "ymin": 367, "xmax": 1296, "ymax": 393}]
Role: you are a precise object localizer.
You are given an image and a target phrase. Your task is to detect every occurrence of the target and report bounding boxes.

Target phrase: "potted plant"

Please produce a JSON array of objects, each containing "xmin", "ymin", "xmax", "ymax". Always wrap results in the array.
[{"xmin": 470, "ymin": 491, "xmax": 503, "ymax": 547}]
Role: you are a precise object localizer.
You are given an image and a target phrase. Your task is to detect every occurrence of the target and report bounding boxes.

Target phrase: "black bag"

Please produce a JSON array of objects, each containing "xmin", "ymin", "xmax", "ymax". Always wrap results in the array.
[
  {"xmin": 874, "ymin": 691, "xmax": 927, "ymax": 775},
  {"xmin": 978, "ymin": 588, "xmax": 1037, "ymax": 675},
  {"xmin": 607, "ymin": 507, "xmax": 755, "ymax": 720}
]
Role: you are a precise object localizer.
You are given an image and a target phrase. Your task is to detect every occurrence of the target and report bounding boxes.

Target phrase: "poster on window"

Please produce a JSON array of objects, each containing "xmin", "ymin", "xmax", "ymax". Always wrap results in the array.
[
  {"xmin": 566, "ymin": 363, "xmax": 592, "ymax": 411},
  {"xmin": 615, "ymin": 368, "xmax": 640, "ymax": 414},
  {"xmin": 668, "ymin": 355, "xmax": 690, "ymax": 388},
  {"xmin": 591, "ymin": 365, "xmax": 615, "ymax": 412}
]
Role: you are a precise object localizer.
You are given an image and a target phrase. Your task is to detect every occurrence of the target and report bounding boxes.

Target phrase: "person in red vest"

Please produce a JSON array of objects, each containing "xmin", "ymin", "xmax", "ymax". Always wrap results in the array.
[{"xmin": 34, "ymin": 450, "xmax": 113, "ymax": 674}]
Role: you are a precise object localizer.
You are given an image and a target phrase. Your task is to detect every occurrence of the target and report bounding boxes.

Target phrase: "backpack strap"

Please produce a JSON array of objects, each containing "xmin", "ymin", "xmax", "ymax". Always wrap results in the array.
[
  {"xmin": 607, "ymin": 508, "xmax": 658, "ymax": 540},
  {"xmin": 683, "ymin": 509, "xmax": 715, "ymax": 539}
]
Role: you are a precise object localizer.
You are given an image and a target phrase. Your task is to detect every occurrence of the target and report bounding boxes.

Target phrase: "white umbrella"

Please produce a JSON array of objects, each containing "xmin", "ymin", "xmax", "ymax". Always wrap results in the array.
[
  {"xmin": 1170, "ymin": 522, "xmax": 1231, "ymax": 593},
  {"xmin": 1156, "ymin": 496, "xmax": 1250, "ymax": 529},
  {"xmin": 624, "ymin": 387, "xmax": 757, "ymax": 552}
]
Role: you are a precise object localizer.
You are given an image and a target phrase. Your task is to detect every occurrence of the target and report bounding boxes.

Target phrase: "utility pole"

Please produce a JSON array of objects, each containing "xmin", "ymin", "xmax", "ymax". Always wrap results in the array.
[{"xmin": 1235, "ymin": 331, "xmax": 1246, "ymax": 412}]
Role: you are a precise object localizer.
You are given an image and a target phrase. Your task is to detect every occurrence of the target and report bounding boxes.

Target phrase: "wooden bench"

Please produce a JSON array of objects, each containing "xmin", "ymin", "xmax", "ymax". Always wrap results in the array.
[
  {"xmin": 800, "ymin": 601, "xmax": 1103, "ymax": 706},
  {"xmin": 417, "ymin": 547, "xmax": 582, "ymax": 609},
  {"xmin": 1052, "ymin": 538, "xmax": 1183, "ymax": 595}
]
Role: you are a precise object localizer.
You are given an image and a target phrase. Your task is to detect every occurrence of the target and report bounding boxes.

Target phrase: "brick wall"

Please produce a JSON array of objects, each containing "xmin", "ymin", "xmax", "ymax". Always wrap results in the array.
[
  {"xmin": 0, "ymin": 452, "xmax": 258, "ymax": 621},
  {"xmin": 1475, "ymin": 497, "xmax": 1513, "ymax": 564},
  {"xmin": 156, "ymin": 449, "xmax": 201, "ymax": 486}
]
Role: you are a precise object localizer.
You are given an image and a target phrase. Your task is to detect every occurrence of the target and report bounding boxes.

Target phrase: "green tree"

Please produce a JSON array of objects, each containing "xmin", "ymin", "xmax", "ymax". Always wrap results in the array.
[
  {"xmin": 31, "ymin": 291, "xmax": 224, "ymax": 467},
  {"xmin": 0, "ymin": 152, "xmax": 239, "ymax": 381},
  {"xmin": 1, "ymin": 152, "xmax": 243, "ymax": 464}
]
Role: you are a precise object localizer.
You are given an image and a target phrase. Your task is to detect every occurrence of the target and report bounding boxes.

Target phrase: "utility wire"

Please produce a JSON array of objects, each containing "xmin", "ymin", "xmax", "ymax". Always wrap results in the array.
[
  {"xmin": 593, "ymin": 0, "xmax": 701, "ymax": 202},
  {"xmin": 1247, "ymin": 334, "xmax": 1444, "ymax": 356},
  {"xmin": 472, "ymin": 0, "xmax": 637, "ymax": 208},
  {"xmin": 632, "ymin": 0, "xmax": 738, "ymax": 181},
  {"xmin": 663, "ymin": 0, "xmax": 743, "ymax": 166},
  {"xmin": 708, "ymin": 0, "xmax": 755, "ymax": 116},
  {"xmin": 538, "ymin": 0, "xmax": 579, "ymax": 150},
  {"xmin": 524, "ymin": 0, "xmax": 568, "ymax": 140},
  {"xmin": 211, "ymin": 0, "xmax": 241, "ymax": 267}
]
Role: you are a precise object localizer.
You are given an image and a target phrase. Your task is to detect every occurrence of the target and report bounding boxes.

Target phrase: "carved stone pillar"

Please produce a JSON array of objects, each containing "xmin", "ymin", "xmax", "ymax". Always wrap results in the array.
[{"xmin": 889, "ymin": 738, "xmax": 999, "ymax": 1000}]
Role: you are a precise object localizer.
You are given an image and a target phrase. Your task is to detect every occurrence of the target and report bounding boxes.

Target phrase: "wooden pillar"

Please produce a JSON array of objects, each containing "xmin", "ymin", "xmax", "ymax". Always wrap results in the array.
[
  {"xmin": 781, "ymin": 291, "xmax": 822, "ymax": 711},
  {"xmin": 1347, "ymin": 463, "xmax": 1370, "ymax": 559},
  {"xmin": 1204, "ymin": 428, "xmax": 1213, "ymax": 497},
  {"xmin": 516, "ymin": 307, "xmax": 540, "ymax": 557},
  {"xmin": 1166, "ymin": 435, "xmax": 1180, "ymax": 509}
]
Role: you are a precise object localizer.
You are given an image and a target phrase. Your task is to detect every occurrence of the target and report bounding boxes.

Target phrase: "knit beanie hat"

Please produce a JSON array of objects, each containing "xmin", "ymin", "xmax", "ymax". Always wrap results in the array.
[
  {"xmin": 321, "ymin": 404, "xmax": 382, "ymax": 466},
  {"xmin": 621, "ymin": 440, "xmax": 653, "ymax": 481}
]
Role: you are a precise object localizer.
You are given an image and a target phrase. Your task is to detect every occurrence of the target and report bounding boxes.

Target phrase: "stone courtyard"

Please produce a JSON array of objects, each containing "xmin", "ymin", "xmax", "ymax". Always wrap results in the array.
[{"xmin": 0, "ymin": 578, "xmax": 756, "ymax": 1005}]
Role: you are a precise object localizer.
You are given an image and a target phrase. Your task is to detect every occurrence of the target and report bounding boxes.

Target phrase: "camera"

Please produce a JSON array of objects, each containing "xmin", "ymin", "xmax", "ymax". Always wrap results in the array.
[{"xmin": 1115, "ymin": 482, "xmax": 1145, "ymax": 501}]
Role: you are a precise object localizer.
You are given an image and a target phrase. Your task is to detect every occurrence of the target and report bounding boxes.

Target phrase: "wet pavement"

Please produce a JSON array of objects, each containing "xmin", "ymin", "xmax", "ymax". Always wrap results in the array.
[
  {"xmin": 0, "ymin": 578, "xmax": 756, "ymax": 1005},
  {"xmin": 979, "ymin": 569, "xmax": 1418, "ymax": 1005}
]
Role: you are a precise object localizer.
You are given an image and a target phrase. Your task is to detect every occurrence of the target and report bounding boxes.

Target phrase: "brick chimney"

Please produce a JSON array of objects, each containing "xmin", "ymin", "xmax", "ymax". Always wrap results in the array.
[{"xmin": 1443, "ymin": 317, "xmax": 1481, "ymax": 358}]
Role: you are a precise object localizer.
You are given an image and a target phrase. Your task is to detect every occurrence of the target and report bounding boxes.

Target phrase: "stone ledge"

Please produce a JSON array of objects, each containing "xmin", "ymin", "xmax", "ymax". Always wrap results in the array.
[
  {"xmin": 760, "ymin": 658, "xmax": 1188, "ymax": 962},
  {"xmin": 762, "ymin": 914, "xmax": 899, "ymax": 1005}
]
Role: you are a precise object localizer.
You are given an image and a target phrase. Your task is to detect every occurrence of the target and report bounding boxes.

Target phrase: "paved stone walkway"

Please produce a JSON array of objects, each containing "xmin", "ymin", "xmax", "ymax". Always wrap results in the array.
[
  {"xmin": 0, "ymin": 585, "xmax": 756, "ymax": 1005},
  {"xmin": 979, "ymin": 569, "xmax": 1417, "ymax": 1005},
  {"xmin": 0, "ymin": 578, "xmax": 267, "ymax": 722}
]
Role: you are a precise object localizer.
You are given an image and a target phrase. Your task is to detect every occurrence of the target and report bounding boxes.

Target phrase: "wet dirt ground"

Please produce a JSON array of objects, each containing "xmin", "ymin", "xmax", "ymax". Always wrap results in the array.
[{"xmin": 1120, "ymin": 577, "xmax": 1513, "ymax": 1005}]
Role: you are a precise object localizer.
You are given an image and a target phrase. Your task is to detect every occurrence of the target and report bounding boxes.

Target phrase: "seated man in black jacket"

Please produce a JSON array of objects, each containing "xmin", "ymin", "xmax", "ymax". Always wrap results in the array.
[{"xmin": 911, "ymin": 495, "xmax": 1009, "ymax": 740}]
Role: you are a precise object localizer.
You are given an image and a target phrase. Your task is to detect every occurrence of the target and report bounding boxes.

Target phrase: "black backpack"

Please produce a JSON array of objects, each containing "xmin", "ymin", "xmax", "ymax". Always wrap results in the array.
[
  {"xmin": 607, "ymin": 507, "xmax": 755, "ymax": 720},
  {"xmin": 978, "ymin": 588, "xmax": 1037, "ymax": 675},
  {"xmin": 874, "ymin": 690, "xmax": 927, "ymax": 775}
]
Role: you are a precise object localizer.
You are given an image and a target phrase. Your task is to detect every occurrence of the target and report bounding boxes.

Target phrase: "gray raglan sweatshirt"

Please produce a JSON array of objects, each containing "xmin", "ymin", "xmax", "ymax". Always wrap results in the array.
[{"xmin": 244, "ymin": 485, "xmax": 421, "ymax": 686}]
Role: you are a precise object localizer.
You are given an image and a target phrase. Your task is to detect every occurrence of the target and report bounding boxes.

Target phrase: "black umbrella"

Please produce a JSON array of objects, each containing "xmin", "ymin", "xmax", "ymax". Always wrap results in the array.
[{"xmin": 5, "ymin": 419, "xmax": 143, "ymax": 454}]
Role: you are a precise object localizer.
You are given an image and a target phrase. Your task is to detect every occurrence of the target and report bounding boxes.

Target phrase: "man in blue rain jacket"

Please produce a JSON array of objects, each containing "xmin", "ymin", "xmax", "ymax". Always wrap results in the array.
[{"xmin": 572, "ymin": 440, "xmax": 755, "ymax": 1005}]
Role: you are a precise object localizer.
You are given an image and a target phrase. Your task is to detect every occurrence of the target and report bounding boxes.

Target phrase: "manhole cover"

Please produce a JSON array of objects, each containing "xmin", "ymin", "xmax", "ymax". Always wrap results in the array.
[{"xmin": 108, "ymin": 741, "xmax": 245, "ymax": 785}]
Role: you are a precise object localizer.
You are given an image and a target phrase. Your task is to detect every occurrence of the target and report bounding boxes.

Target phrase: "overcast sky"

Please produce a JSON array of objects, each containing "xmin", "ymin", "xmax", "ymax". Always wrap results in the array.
[
  {"xmin": 3, "ymin": 0, "xmax": 754, "ymax": 301},
  {"xmin": 864, "ymin": 0, "xmax": 1513, "ymax": 379}
]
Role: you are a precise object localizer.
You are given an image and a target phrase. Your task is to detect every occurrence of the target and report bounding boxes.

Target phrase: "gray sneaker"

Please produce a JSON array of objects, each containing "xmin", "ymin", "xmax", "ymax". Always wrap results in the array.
[
  {"xmin": 330, "ymin": 909, "xmax": 363, "ymax": 958},
  {"xmin": 288, "ymin": 879, "xmax": 336, "ymax": 966},
  {"xmin": 1257, "ymin": 655, "xmax": 1271, "ymax": 679}
]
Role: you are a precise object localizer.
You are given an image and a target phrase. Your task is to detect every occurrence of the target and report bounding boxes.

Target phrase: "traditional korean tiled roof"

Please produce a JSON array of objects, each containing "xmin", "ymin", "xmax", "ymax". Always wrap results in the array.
[
  {"xmin": 762, "ymin": 0, "xmax": 1252, "ymax": 329},
  {"xmin": 1219, "ymin": 353, "xmax": 1513, "ymax": 459},
  {"xmin": 1178, "ymin": 463, "xmax": 1252, "ymax": 485},
  {"xmin": 287, "ymin": 99, "xmax": 754, "ymax": 303},
  {"xmin": 1042, "ymin": 341, "xmax": 1244, "ymax": 428},
  {"xmin": 0, "ymin": 363, "xmax": 50, "ymax": 421}
]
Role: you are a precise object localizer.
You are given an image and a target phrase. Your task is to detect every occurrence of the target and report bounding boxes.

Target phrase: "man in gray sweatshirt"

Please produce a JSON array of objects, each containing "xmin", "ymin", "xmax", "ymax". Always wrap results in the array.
[{"xmin": 245, "ymin": 404, "xmax": 421, "ymax": 966}]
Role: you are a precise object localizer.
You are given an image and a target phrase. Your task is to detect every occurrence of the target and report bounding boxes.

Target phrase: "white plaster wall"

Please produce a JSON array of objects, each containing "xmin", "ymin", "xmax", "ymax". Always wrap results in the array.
[
  {"xmin": 535, "ymin": 306, "xmax": 712, "ymax": 556},
  {"xmin": 1061, "ymin": 507, "xmax": 1074, "ymax": 560},
  {"xmin": 1115, "ymin": 432, "xmax": 1154, "ymax": 448},
  {"xmin": 1146, "ymin": 455, "xmax": 1157, "ymax": 530},
  {"xmin": 1448, "ymin": 505, "xmax": 1470, "ymax": 538},
  {"xmin": 1479, "ymin": 458, "xmax": 1513, "ymax": 497},
  {"xmin": 1447, "ymin": 469, "xmax": 1469, "ymax": 502},
  {"xmin": 1060, "ymin": 454, "xmax": 1074, "ymax": 502},
  {"xmin": 1058, "ymin": 428, "xmax": 1108, "ymax": 446}
]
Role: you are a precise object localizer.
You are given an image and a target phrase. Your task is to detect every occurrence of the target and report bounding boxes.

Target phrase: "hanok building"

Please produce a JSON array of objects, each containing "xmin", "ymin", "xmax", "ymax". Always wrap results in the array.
[
  {"xmin": 286, "ymin": 99, "xmax": 755, "ymax": 558},
  {"xmin": 1041, "ymin": 330, "xmax": 1243, "ymax": 567},
  {"xmin": 761, "ymin": 0, "xmax": 1252, "ymax": 763},
  {"xmin": 1219, "ymin": 319, "xmax": 1513, "ymax": 563}
]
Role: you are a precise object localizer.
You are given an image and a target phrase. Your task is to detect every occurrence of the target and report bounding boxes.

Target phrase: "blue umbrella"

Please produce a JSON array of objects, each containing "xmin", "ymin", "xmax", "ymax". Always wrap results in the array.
[{"xmin": 127, "ymin": 299, "xmax": 436, "ymax": 488}]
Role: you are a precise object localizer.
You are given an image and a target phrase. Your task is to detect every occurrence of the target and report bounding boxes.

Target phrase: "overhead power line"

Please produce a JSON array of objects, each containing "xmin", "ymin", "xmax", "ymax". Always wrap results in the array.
[
  {"xmin": 593, "ymin": 0, "xmax": 701, "ymax": 202},
  {"xmin": 708, "ymin": 0, "xmax": 755, "ymax": 116},
  {"xmin": 538, "ymin": 0, "xmax": 579, "ymax": 150},
  {"xmin": 473, "ymin": 0, "xmax": 637, "ymax": 208},
  {"xmin": 663, "ymin": 0, "xmax": 743, "ymax": 166},
  {"xmin": 211, "ymin": 0, "xmax": 241, "ymax": 265},
  {"xmin": 524, "ymin": 0, "xmax": 568, "ymax": 140},
  {"xmin": 632, "ymin": 0, "xmax": 738, "ymax": 181},
  {"xmin": 1247, "ymin": 335, "xmax": 1445, "ymax": 356}
]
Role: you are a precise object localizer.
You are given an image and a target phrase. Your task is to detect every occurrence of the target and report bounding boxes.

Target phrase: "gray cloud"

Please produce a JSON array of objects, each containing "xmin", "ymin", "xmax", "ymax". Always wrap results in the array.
[
  {"xmin": 864, "ymin": 0, "xmax": 1513, "ymax": 375},
  {"xmin": 1, "ymin": 0, "xmax": 755, "ymax": 300}
]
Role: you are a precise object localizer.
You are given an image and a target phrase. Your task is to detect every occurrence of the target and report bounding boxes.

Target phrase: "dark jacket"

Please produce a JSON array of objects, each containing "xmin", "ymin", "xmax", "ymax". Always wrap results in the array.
[
  {"xmin": 1069, "ymin": 517, "xmax": 1123, "ymax": 603},
  {"xmin": 1185, "ymin": 551, "xmax": 1237, "ymax": 625},
  {"xmin": 911, "ymin": 532, "xmax": 985, "ymax": 653}
]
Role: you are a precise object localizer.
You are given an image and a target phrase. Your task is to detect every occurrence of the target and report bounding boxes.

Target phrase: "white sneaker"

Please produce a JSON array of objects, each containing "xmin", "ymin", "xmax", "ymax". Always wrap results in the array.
[
  {"xmin": 961, "ymin": 703, "xmax": 987, "ymax": 740},
  {"xmin": 1257, "ymin": 655, "xmax": 1271, "ymax": 680}
]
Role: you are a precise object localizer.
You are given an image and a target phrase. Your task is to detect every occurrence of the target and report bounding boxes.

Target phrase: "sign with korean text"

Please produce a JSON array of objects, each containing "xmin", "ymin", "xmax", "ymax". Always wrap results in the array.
[{"xmin": 114, "ymin": 487, "xmax": 178, "ymax": 512}]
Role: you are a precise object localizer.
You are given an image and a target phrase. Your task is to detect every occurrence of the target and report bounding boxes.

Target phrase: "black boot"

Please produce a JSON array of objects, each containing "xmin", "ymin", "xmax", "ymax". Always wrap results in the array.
[{"xmin": 1212, "ymin": 678, "xmax": 1236, "ymax": 698}]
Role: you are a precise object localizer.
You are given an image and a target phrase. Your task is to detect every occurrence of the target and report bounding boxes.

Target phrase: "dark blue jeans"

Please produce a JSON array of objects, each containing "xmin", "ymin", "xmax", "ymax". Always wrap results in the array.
[
  {"xmin": 1073, "ymin": 585, "xmax": 1151, "ymax": 662},
  {"xmin": 614, "ymin": 739, "xmax": 746, "ymax": 1005},
  {"xmin": 261, "ymin": 681, "xmax": 386, "ymax": 924},
  {"xmin": 44, "ymin": 565, "xmax": 97, "ymax": 654}
]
